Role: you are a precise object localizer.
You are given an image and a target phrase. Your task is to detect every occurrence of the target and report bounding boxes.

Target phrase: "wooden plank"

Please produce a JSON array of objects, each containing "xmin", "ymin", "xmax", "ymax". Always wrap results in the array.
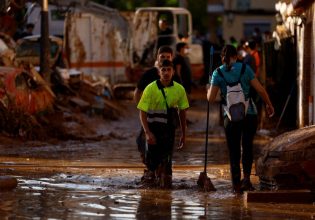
[
  {"xmin": 69, "ymin": 97, "xmax": 90, "ymax": 109},
  {"xmin": 244, "ymin": 190, "xmax": 315, "ymax": 204},
  {"xmin": 102, "ymin": 98, "xmax": 124, "ymax": 113}
]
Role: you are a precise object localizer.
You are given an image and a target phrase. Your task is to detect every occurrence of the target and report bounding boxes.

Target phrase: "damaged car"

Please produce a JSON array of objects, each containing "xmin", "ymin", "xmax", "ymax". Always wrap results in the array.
[{"xmin": 15, "ymin": 35, "xmax": 64, "ymax": 68}]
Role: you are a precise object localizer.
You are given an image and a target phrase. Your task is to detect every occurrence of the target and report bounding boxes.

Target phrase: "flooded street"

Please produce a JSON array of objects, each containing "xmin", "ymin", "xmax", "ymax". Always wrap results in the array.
[{"xmin": 0, "ymin": 90, "xmax": 314, "ymax": 219}]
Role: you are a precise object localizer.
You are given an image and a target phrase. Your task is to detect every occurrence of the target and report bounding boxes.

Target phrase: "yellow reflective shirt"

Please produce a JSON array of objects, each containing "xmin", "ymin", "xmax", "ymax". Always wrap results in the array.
[{"xmin": 137, "ymin": 80, "xmax": 189, "ymax": 124}]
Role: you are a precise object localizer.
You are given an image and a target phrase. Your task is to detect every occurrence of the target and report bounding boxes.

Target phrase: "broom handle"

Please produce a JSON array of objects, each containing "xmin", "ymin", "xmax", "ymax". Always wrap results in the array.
[
  {"xmin": 204, "ymin": 100, "xmax": 210, "ymax": 172},
  {"xmin": 276, "ymin": 83, "xmax": 295, "ymax": 130},
  {"xmin": 204, "ymin": 46, "xmax": 214, "ymax": 173}
]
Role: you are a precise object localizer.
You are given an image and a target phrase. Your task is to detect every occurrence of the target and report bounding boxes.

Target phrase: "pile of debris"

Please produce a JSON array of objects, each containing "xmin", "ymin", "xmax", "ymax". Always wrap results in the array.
[
  {"xmin": 256, "ymin": 125, "xmax": 315, "ymax": 191},
  {"xmin": 0, "ymin": 33, "xmax": 125, "ymax": 141}
]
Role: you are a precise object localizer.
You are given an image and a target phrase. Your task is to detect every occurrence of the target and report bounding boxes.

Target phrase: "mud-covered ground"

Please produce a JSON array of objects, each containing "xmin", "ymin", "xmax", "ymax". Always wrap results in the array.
[{"xmin": 0, "ymin": 88, "xmax": 314, "ymax": 219}]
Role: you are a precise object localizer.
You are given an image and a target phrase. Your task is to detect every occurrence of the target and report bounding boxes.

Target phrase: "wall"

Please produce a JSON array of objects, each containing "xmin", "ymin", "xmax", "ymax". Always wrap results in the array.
[
  {"xmin": 304, "ymin": 3, "xmax": 315, "ymax": 125},
  {"xmin": 221, "ymin": 0, "xmax": 277, "ymax": 43},
  {"xmin": 312, "ymin": 4, "xmax": 315, "ymax": 125},
  {"xmin": 222, "ymin": 0, "xmax": 277, "ymax": 10},
  {"xmin": 223, "ymin": 15, "xmax": 277, "ymax": 42},
  {"xmin": 250, "ymin": 0, "xmax": 278, "ymax": 10},
  {"xmin": 296, "ymin": 2, "xmax": 315, "ymax": 127}
]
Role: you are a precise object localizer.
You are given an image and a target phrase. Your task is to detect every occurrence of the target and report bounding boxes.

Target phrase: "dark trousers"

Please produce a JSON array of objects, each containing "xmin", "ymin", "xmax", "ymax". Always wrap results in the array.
[
  {"xmin": 224, "ymin": 114, "xmax": 258, "ymax": 186},
  {"xmin": 136, "ymin": 128, "xmax": 146, "ymax": 164},
  {"xmin": 146, "ymin": 124, "xmax": 175, "ymax": 175}
]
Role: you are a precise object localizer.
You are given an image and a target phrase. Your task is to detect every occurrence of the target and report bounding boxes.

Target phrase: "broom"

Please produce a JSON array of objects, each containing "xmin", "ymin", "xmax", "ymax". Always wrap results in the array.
[{"xmin": 197, "ymin": 46, "xmax": 216, "ymax": 191}]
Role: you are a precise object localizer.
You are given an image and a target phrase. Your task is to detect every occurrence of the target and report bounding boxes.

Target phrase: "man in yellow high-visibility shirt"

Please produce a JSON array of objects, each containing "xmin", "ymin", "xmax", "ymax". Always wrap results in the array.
[{"xmin": 137, "ymin": 59, "xmax": 189, "ymax": 188}]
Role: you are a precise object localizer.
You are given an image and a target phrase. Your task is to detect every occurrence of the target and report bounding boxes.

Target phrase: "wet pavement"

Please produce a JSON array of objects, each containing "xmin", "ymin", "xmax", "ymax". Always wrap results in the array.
[{"xmin": 0, "ymin": 90, "xmax": 314, "ymax": 219}]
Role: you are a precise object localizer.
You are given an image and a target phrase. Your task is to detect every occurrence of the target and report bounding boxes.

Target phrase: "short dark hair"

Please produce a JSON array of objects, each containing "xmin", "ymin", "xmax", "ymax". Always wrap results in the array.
[
  {"xmin": 159, "ymin": 59, "xmax": 174, "ymax": 68},
  {"xmin": 247, "ymin": 39, "xmax": 256, "ymax": 50},
  {"xmin": 176, "ymin": 42, "xmax": 187, "ymax": 52},
  {"xmin": 157, "ymin": 45, "xmax": 173, "ymax": 55},
  {"xmin": 26, "ymin": 23, "xmax": 35, "ymax": 29}
]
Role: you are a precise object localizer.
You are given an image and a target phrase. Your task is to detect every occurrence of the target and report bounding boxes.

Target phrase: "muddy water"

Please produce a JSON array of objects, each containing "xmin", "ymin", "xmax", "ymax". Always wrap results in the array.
[
  {"xmin": 0, "ymin": 99, "xmax": 314, "ymax": 219},
  {"xmin": 1, "ymin": 169, "xmax": 314, "ymax": 219},
  {"xmin": 0, "ymin": 135, "xmax": 314, "ymax": 219}
]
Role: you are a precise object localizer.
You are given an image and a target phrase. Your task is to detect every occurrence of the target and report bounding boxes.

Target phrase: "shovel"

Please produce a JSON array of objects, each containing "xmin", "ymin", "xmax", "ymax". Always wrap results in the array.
[{"xmin": 197, "ymin": 46, "xmax": 216, "ymax": 192}]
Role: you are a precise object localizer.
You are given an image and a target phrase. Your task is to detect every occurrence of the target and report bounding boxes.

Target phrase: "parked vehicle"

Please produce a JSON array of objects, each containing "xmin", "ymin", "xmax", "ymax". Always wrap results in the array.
[
  {"xmin": 63, "ymin": 2, "xmax": 130, "ymax": 85},
  {"xmin": 26, "ymin": 2, "xmax": 204, "ymax": 96},
  {"xmin": 15, "ymin": 35, "xmax": 64, "ymax": 68},
  {"xmin": 129, "ymin": 7, "xmax": 203, "ymax": 82},
  {"xmin": 0, "ymin": 32, "xmax": 16, "ymax": 66},
  {"xmin": 64, "ymin": 5, "xmax": 203, "ymax": 81}
]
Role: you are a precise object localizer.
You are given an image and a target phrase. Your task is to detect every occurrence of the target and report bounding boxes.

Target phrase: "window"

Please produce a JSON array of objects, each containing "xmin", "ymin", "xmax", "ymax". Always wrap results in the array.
[{"xmin": 243, "ymin": 22, "xmax": 270, "ymax": 39}]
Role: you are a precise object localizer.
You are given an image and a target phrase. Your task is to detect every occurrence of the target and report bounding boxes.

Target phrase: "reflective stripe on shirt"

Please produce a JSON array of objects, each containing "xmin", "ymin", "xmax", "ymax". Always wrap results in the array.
[
  {"xmin": 147, "ymin": 109, "xmax": 168, "ymax": 124},
  {"xmin": 148, "ymin": 109, "xmax": 167, "ymax": 114},
  {"xmin": 147, "ymin": 117, "xmax": 168, "ymax": 124}
]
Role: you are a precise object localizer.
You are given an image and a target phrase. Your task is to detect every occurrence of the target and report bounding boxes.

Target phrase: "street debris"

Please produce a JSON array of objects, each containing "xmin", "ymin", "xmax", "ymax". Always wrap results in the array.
[
  {"xmin": 0, "ymin": 33, "xmax": 125, "ymax": 141},
  {"xmin": 256, "ymin": 125, "xmax": 315, "ymax": 191}
]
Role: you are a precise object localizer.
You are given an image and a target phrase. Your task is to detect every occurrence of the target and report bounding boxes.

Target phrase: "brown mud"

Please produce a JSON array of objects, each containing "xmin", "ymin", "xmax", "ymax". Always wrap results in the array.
[{"xmin": 0, "ymin": 88, "xmax": 314, "ymax": 219}]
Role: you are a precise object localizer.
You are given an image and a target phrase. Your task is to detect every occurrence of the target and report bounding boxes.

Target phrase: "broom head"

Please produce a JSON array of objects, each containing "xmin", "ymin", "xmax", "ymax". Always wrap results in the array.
[{"xmin": 197, "ymin": 171, "xmax": 216, "ymax": 192}]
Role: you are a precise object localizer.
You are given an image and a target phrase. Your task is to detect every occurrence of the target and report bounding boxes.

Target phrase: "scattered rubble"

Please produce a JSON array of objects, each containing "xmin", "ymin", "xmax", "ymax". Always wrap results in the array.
[
  {"xmin": 0, "ymin": 33, "xmax": 125, "ymax": 141},
  {"xmin": 256, "ymin": 125, "xmax": 315, "ymax": 190}
]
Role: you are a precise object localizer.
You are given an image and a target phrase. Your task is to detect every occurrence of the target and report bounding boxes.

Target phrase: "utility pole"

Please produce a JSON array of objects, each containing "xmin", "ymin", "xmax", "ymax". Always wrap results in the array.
[{"xmin": 40, "ymin": 0, "xmax": 50, "ymax": 82}]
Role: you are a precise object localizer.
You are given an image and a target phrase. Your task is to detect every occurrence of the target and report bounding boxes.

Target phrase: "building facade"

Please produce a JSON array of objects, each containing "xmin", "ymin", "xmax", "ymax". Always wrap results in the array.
[
  {"xmin": 292, "ymin": 0, "xmax": 315, "ymax": 126},
  {"xmin": 207, "ymin": 0, "xmax": 315, "ymax": 128},
  {"xmin": 272, "ymin": 0, "xmax": 315, "ymax": 127},
  {"xmin": 207, "ymin": 0, "xmax": 278, "ymax": 44}
]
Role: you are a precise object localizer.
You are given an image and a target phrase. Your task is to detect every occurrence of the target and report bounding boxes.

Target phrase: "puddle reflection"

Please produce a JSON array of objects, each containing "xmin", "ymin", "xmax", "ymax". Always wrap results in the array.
[
  {"xmin": 136, "ymin": 190, "xmax": 172, "ymax": 219},
  {"xmin": 1, "ymin": 181, "xmax": 315, "ymax": 219}
]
